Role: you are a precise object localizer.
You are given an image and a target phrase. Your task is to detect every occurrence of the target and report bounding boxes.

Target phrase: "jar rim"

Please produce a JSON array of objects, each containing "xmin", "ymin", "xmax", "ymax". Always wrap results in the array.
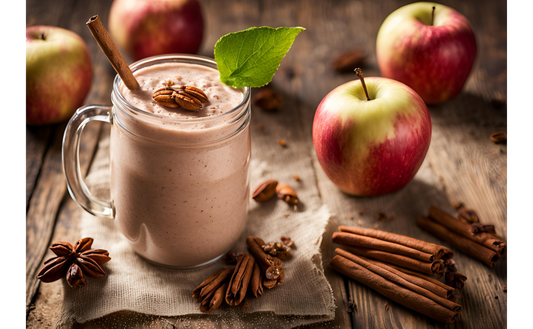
[{"xmin": 112, "ymin": 54, "xmax": 251, "ymax": 124}]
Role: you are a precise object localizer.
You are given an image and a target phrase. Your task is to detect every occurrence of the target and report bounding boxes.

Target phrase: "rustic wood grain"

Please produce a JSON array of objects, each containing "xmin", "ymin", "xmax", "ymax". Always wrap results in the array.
[
  {"xmin": 26, "ymin": 0, "xmax": 506, "ymax": 328},
  {"xmin": 26, "ymin": 0, "xmax": 112, "ymax": 320}
]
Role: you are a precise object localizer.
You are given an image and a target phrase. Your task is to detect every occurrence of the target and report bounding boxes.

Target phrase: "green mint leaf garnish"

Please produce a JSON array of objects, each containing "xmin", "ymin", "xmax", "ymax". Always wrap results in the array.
[{"xmin": 214, "ymin": 26, "xmax": 305, "ymax": 88}]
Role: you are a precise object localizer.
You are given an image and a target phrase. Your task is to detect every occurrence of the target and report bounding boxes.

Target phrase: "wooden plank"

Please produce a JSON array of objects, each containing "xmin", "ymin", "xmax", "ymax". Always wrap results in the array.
[
  {"xmin": 26, "ymin": 121, "xmax": 67, "ymax": 312},
  {"xmin": 26, "ymin": 0, "xmax": 112, "ymax": 320},
  {"xmin": 26, "ymin": 126, "xmax": 54, "ymax": 206}
]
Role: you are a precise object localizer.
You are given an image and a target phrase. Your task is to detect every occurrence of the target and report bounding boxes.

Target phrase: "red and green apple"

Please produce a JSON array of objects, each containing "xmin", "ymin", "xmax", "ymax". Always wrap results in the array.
[
  {"xmin": 26, "ymin": 25, "xmax": 93, "ymax": 126},
  {"xmin": 376, "ymin": 2, "xmax": 476, "ymax": 104},
  {"xmin": 109, "ymin": 0, "xmax": 204, "ymax": 61},
  {"xmin": 312, "ymin": 70, "xmax": 431, "ymax": 197}
]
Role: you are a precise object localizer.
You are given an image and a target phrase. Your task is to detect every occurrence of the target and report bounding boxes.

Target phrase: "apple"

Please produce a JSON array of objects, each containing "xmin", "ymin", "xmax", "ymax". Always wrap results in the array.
[
  {"xmin": 376, "ymin": 2, "xmax": 476, "ymax": 104},
  {"xmin": 109, "ymin": 0, "xmax": 204, "ymax": 61},
  {"xmin": 26, "ymin": 25, "xmax": 93, "ymax": 126},
  {"xmin": 312, "ymin": 69, "xmax": 431, "ymax": 197}
]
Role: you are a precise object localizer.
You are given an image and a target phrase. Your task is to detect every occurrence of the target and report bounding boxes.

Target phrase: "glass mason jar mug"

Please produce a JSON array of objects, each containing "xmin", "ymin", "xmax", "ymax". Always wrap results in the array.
[{"xmin": 62, "ymin": 55, "xmax": 252, "ymax": 268}]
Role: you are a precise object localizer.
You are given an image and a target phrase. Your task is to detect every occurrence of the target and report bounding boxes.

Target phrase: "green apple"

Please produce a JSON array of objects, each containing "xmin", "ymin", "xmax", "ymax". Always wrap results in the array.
[{"xmin": 26, "ymin": 25, "xmax": 93, "ymax": 125}]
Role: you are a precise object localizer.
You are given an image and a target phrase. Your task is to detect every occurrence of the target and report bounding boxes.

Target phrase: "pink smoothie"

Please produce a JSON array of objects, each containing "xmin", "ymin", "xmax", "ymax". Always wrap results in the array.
[{"xmin": 111, "ymin": 62, "xmax": 250, "ymax": 267}]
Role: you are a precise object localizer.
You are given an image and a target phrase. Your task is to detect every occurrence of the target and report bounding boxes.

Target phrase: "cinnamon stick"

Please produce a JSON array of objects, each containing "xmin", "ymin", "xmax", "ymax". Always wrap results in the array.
[
  {"xmin": 193, "ymin": 267, "xmax": 234, "ymax": 313},
  {"xmin": 246, "ymin": 236, "xmax": 284, "ymax": 288},
  {"xmin": 342, "ymin": 245, "xmax": 445, "ymax": 276},
  {"xmin": 86, "ymin": 15, "xmax": 140, "ymax": 90},
  {"xmin": 335, "ymin": 249, "xmax": 461, "ymax": 312},
  {"xmin": 330, "ymin": 255, "xmax": 459, "ymax": 324},
  {"xmin": 226, "ymin": 253, "xmax": 255, "ymax": 306},
  {"xmin": 367, "ymin": 258, "xmax": 455, "ymax": 300},
  {"xmin": 428, "ymin": 206, "xmax": 506, "ymax": 256},
  {"xmin": 333, "ymin": 231, "xmax": 435, "ymax": 262},
  {"xmin": 200, "ymin": 282, "xmax": 229, "ymax": 313},
  {"xmin": 334, "ymin": 226, "xmax": 454, "ymax": 277},
  {"xmin": 192, "ymin": 267, "xmax": 234, "ymax": 300},
  {"xmin": 250, "ymin": 262, "xmax": 264, "ymax": 298},
  {"xmin": 417, "ymin": 216, "xmax": 500, "ymax": 268},
  {"xmin": 339, "ymin": 226, "xmax": 453, "ymax": 260}
]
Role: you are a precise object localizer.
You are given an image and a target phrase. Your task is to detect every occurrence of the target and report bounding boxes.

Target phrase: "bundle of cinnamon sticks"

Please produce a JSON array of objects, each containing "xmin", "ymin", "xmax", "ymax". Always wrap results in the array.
[
  {"xmin": 192, "ymin": 236, "xmax": 288, "ymax": 313},
  {"xmin": 330, "ymin": 226, "xmax": 463, "ymax": 324},
  {"xmin": 417, "ymin": 205, "xmax": 506, "ymax": 268},
  {"xmin": 333, "ymin": 226, "xmax": 453, "ymax": 276}
]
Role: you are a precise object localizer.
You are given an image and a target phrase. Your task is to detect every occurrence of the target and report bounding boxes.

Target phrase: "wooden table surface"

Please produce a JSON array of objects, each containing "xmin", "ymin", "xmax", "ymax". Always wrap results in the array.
[{"xmin": 26, "ymin": 0, "xmax": 507, "ymax": 328}]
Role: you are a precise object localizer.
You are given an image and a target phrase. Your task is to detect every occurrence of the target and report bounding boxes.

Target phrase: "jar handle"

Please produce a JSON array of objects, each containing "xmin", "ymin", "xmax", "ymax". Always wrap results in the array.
[{"xmin": 62, "ymin": 105, "xmax": 115, "ymax": 218}]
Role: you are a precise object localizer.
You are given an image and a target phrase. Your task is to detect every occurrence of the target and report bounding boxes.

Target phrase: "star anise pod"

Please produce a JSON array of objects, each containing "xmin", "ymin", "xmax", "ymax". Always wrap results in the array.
[{"xmin": 37, "ymin": 237, "xmax": 110, "ymax": 288}]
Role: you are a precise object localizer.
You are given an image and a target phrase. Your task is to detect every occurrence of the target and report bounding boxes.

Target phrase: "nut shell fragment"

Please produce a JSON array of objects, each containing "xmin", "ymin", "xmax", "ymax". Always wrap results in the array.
[
  {"xmin": 490, "ymin": 131, "xmax": 507, "ymax": 144},
  {"xmin": 252, "ymin": 180, "xmax": 278, "ymax": 202},
  {"xmin": 276, "ymin": 183, "xmax": 298, "ymax": 205},
  {"xmin": 254, "ymin": 89, "xmax": 284, "ymax": 111}
]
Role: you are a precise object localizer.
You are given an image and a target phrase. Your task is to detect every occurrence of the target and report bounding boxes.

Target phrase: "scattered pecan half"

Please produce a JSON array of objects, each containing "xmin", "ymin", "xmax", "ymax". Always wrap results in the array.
[
  {"xmin": 280, "ymin": 236, "xmax": 294, "ymax": 248},
  {"xmin": 470, "ymin": 223, "xmax": 496, "ymax": 235},
  {"xmin": 252, "ymin": 180, "xmax": 278, "ymax": 202},
  {"xmin": 332, "ymin": 50, "xmax": 367, "ymax": 73},
  {"xmin": 458, "ymin": 208, "xmax": 479, "ymax": 224},
  {"xmin": 490, "ymin": 131, "xmax": 507, "ymax": 144},
  {"xmin": 277, "ymin": 139, "xmax": 287, "ymax": 147},
  {"xmin": 253, "ymin": 89, "xmax": 284, "ymax": 111},
  {"xmin": 276, "ymin": 184, "xmax": 298, "ymax": 205}
]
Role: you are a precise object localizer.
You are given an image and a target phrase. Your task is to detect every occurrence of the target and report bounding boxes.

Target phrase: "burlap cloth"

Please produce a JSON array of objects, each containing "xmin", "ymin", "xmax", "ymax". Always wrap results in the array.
[{"xmin": 56, "ymin": 132, "xmax": 336, "ymax": 328}]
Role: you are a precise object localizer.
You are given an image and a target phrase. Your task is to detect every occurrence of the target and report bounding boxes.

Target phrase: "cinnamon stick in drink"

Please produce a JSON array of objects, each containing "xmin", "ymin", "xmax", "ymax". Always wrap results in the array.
[
  {"xmin": 86, "ymin": 15, "xmax": 140, "ymax": 90},
  {"xmin": 330, "ymin": 255, "xmax": 459, "ymax": 324}
]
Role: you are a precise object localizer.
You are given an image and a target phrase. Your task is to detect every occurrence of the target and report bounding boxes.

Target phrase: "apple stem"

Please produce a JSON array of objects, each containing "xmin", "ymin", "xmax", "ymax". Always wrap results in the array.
[
  {"xmin": 40, "ymin": 33, "xmax": 45, "ymax": 40},
  {"xmin": 431, "ymin": 6, "xmax": 435, "ymax": 26},
  {"xmin": 354, "ymin": 68, "xmax": 371, "ymax": 101}
]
